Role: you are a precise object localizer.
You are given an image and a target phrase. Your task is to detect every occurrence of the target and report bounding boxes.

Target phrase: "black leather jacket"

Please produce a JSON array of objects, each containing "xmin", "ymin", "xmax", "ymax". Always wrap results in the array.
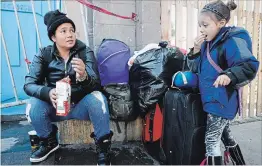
[{"xmin": 24, "ymin": 40, "xmax": 101, "ymax": 104}]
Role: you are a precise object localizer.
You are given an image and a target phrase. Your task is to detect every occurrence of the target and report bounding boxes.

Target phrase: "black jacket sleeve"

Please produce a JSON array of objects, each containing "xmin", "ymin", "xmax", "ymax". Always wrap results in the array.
[
  {"xmin": 78, "ymin": 47, "xmax": 101, "ymax": 92},
  {"xmin": 23, "ymin": 50, "xmax": 52, "ymax": 102}
]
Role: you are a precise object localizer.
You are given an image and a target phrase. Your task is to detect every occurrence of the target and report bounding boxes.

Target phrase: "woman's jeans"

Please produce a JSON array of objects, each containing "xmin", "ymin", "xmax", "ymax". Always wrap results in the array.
[
  {"xmin": 29, "ymin": 91, "xmax": 110, "ymax": 140},
  {"xmin": 205, "ymin": 114, "xmax": 237, "ymax": 156}
]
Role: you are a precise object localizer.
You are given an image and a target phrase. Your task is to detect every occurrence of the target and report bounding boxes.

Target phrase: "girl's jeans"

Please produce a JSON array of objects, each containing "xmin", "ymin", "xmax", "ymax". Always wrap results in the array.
[
  {"xmin": 29, "ymin": 91, "xmax": 110, "ymax": 140},
  {"xmin": 205, "ymin": 113, "xmax": 237, "ymax": 156}
]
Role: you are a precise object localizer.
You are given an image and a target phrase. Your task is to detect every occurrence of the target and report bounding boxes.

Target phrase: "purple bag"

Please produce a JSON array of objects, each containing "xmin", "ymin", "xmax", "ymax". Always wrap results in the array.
[{"xmin": 97, "ymin": 39, "xmax": 131, "ymax": 86}]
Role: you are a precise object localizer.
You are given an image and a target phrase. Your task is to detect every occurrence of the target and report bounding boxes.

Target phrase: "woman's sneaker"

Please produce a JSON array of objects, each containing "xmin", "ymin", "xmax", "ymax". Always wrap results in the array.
[{"xmin": 30, "ymin": 125, "xmax": 59, "ymax": 163}]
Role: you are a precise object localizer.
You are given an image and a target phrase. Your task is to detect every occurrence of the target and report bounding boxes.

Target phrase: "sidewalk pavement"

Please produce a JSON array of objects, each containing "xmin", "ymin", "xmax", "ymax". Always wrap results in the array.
[
  {"xmin": 1, "ymin": 120, "xmax": 158, "ymax": 165},
  {"xmin": 1, "ymin": 119, "xmax": 261, "ymax": 165},
  {"xmin": 229, "ymin": 119, "xmax": 262, "ymax": 165}
]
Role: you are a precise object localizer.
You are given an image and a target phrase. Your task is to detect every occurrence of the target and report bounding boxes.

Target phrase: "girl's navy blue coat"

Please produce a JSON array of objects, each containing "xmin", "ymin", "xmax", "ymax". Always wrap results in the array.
[{"xmin": 188, "ymin": 26, "xmax": 259, "ymax": 119}]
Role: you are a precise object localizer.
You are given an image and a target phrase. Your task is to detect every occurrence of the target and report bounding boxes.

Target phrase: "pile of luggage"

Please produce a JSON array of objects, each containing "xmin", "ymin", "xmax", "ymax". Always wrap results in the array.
[{"xmin": 96, "ymin": 39, "xmax": 206, "ymax": 165}]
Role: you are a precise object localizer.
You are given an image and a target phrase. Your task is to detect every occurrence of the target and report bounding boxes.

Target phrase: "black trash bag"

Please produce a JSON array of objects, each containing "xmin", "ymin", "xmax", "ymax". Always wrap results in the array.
[{"xmin": 130, "ymin": 44, "xmax": 185, "ymax": 117}]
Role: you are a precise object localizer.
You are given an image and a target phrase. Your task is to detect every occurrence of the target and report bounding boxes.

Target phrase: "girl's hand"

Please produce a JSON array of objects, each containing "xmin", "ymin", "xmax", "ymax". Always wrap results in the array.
[
  {"xmin": 213, "ymin": 74, "xmax": 231, "ymax": 88},
  {"xmin": 193, "ymin": 34, "xmax": 206, "ymax": 54}
]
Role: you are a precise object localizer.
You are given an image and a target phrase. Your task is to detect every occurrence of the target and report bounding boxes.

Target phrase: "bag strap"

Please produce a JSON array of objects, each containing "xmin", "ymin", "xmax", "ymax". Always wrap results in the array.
[
  {"xmin": 115, "ymin": 121, "xmax": 122, "ymax": 134},
  {"xmin": 149, "ymin": 109, "xmax": 155, "ymax": 142},
  {"xmin": 141, "ymin": 118, "xmax": 145, "ymax": 143},
  {"xmin": 182, "ymin": 55, "xmax": 187, "ymax": 71},
  {"xmin": 206, "ymin": 43, "xmax": 223, "ymax": 73},
  {"xmin": 171, "ymin": 71, "xmax": 187, "ymax": 89},
  {"xmin": 200, "ymin": 158, "xmax": 207, "ymax": 165},
  {"xmin": 170, "ymin": 55, "xmax": 188, "ymax": 89},
  {"xmin": 40, "ymin": 47, "xmax": 53, "ymax": 65},
  {"xmin": 39, "ymin": 47, "xmax": 52, "ymax": 80}
]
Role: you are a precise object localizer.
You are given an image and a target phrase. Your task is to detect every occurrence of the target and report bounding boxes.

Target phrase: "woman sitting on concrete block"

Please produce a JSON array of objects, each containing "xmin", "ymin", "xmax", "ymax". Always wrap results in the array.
[{"xmin": 24, "ymin": 9, "xmax": 113, "ymax": 165}]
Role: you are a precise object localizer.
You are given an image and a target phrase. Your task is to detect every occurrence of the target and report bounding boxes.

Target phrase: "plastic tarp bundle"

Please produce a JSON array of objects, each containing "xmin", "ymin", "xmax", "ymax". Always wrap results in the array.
[{"xmin": 130, "ymin": 46, "xmax": 185, "ymax": 117}]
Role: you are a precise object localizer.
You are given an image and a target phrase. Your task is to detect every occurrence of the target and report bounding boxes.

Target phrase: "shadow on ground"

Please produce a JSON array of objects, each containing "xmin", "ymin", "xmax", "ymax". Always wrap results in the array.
[{"xmin": 1, "ymin": 121, "xmax": 159, "ymax": 165}]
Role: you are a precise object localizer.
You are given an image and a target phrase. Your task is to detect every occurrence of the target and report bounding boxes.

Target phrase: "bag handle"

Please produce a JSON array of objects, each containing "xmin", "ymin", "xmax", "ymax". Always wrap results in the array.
[
  {"xmin": 171, "ymin": 71, "xmax": 188, "ymax": 89},
  {"xmin": 170, "ymin": 49, "xmax": 188, "ymax": 89},
  {"xmin": 182, "ymin": 55, "xmax": 187, "ymax": 71}
]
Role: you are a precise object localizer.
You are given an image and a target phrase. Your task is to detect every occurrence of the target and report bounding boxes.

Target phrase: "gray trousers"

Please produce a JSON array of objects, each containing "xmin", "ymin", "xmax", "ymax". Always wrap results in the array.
[{"xmin": 205, "ymin": 114, "xmax": 237, "ymax": 156}]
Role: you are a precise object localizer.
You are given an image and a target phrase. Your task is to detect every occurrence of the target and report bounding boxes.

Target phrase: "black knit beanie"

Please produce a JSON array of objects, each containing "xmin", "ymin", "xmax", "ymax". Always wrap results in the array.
[{"xmin": 44, "ymin": 10, "xmax": 76, "ymax": 41}]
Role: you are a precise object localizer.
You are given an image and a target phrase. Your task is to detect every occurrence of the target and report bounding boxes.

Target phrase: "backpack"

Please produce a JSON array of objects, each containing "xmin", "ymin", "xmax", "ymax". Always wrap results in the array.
[
  {"xmin": 97, "ymin": 39, "xmax": 130, "ymax": 86},
  {"xmin": 97, "ymin": 39, "xmax": 136, "ymax": 121},
  {"xmin": 142, "ymin": 103, "xmax": 163, "ymax": 143}
]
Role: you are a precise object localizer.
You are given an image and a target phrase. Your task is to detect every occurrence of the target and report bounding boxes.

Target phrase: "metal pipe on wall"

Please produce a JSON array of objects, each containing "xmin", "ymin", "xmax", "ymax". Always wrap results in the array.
[
  {"xmin": 12, "ymin": 0, "xmax": 29, "ymax": 73},
  {"xmin": 47, "ymin": 0, "xmax": 52, "ymax": 11},
  {"xmin": 63, "ymin": 1, "xmax": 68, "ymax": 14},
  {"xmin": 30, "ymin": 0, "xmax": 42, "ymax": 49},
  {"xmin": 56, "ymin": 0, "xmax": 60, "ymax": 10},
  {"xmin": 0, "ymin": 26, "xmax": 19, "ymax": 102},
  {"xmin": 80, "ymin": 3, "xmax": 89, "ymax": 46}
]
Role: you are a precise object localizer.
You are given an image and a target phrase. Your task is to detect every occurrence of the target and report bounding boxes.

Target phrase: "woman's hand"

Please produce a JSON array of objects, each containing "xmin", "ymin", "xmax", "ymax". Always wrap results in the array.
[
  {"xmin": 71, "ymin": 58, "xmax": 87, "ymax": 81},
  {"xmin": 49, "ymin": 88, "xmax": 57, "ymax": 108}
]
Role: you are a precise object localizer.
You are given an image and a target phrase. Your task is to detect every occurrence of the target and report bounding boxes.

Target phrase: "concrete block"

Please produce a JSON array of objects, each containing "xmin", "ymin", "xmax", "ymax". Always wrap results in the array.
[
  {"xmin": 139, "ymin": 23, "xmax": 161, "ymax": 46},
  {"xmin": 64, "ymin": 1, "xmax": 87, "ymax": 43},
  {"xmin": 111, "ymin": 121, "xmax": 126, "ymax": 141},
  {"xmin": 93, "ymin": 24, "xmax": 136, "ymax": 47},
  {"xmin": 93, "ymin": 2, "xmax": 136, "ymax": 26},
  {"xmin": 57, "ymin": 118, "xmax": 143, "ymax": 144},
  {"xmin": 57, "ymin": 120, "xmax": 94, "ymax": 144},
  {"xmin": 134, "ymin": 1, "xmax": 161, "ymax": 50},
  {"xmin": 110, "ymin": 3, "xmax": 136, "ymax": 25},
  {"xmin": 126, "ymin": 117, "xmax": 143, "ymax": 141},
  {"xmin": 93, "ymin": 2, "xmax": 112, "ymax": 25},
  {"xmin": 140, "ymin": 1, "xmax": 161, "ymax": 23}
]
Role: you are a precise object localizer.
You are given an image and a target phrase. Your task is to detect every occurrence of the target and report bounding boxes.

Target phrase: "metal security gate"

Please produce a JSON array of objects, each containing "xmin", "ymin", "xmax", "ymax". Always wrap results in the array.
[{"xmin": 0, "ymin": 0, "xmax": 90, "ymax": 109}]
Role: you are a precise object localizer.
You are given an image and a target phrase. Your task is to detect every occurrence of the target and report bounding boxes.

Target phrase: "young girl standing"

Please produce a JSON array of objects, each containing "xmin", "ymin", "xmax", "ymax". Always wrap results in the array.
[{"xmin": 187, "ymin": 0, "xmax": 259, "ymax": 165}]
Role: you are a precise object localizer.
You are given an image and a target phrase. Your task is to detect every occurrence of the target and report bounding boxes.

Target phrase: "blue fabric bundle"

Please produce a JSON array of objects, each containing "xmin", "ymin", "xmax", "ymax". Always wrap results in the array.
[{"xmin": 171, "ymin": 71, "xmax": 198, "ymax": 89}]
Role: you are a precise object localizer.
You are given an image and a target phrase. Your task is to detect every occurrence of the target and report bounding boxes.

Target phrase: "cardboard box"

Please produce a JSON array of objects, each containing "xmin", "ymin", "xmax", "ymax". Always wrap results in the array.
[{"xmin": 56, "ymin": 78, "xmax": 71, "ymax": 116}]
